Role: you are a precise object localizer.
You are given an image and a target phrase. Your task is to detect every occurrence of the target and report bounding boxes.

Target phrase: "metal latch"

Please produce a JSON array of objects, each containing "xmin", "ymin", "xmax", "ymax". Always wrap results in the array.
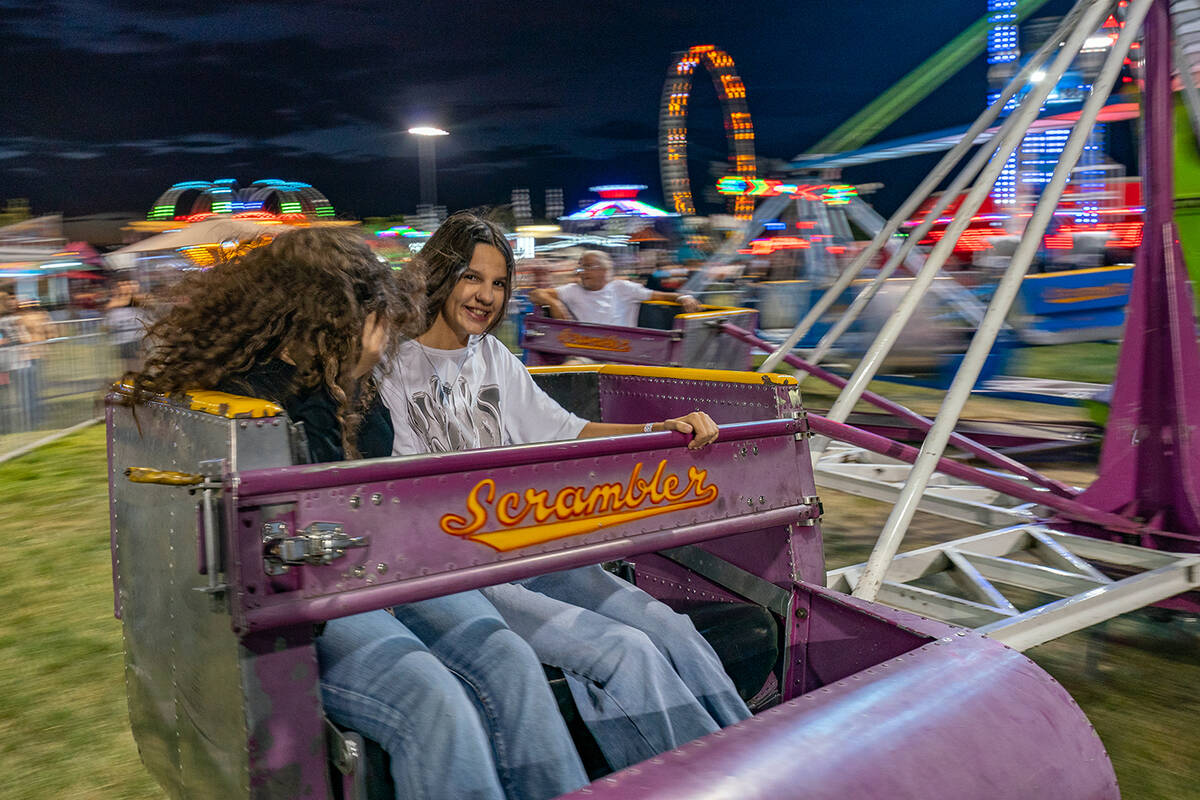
[{"xmin": 263, "ymin": 521, "xmax": 367, "ymax": 574}]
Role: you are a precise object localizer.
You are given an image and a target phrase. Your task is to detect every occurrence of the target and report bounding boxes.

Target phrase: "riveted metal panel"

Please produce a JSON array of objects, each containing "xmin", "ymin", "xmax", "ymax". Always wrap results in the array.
[{"xmin": 109, "ymin": 396, "xmax": 323, "ymax": 799}]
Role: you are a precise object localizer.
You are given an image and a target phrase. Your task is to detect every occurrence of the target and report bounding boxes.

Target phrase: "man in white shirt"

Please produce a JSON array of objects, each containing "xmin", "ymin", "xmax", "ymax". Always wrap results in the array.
[{"xmin": 529, "ymin": 250, "xmax": 701, "ymax": 327}]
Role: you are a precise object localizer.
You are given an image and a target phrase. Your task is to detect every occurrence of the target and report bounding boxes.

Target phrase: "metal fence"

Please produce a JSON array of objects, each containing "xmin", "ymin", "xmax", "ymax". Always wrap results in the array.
[
  {"xmin": 0, "ymin": 318, "xmax": 123, "ymax": 458},
  {"xmin": 0, "ymin": 302, "xmax": 528, "ymax": 460}
]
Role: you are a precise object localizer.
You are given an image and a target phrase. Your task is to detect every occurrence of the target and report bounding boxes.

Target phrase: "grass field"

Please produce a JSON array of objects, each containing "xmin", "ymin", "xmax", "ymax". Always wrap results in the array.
[
  {"xmin": 3, "ymin": 386, "xmax": 1196, "ymax": 797},
  {"xmin": 0, "ymin": 426, "xmax": 161, "ymax": 799}
]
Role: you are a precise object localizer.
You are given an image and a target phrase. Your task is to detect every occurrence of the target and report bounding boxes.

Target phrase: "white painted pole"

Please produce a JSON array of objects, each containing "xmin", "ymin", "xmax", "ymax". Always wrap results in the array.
[
  {"xmin": 852, "ymin": 0, "xmax": 1150, "ymax": 603},
  {"xmin": 756, "ymin": 0, "xmax": 1095, "ymax": 375},
  {"xmin": 813, "ymin": 0, "xmax": 1114, "ymax": 457},
  {"xmin": 796, "ymin": 3, "xmax": 1101, "ymax": 377}
]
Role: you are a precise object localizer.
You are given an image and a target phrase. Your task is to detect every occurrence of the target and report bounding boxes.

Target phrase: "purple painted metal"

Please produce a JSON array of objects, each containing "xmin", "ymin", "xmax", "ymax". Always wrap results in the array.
[
  {"xmin": 523, "ymin": 315, "xmax": 682, "ymax": 365},
  {"xmin": 241, "ymin": 506, "xmax": 809, "ymax": 633},
  {"xmin": 721, "ymin": 323, "xmax": 1079, "ymax": 498},
  {"xmin": 556, "ymin": 583, "xmax": 1118, "ymax": 800},
  {"xmin": 241, "ymin": 627, "xmax": 328, "ymax": 798},
  {"xmin": 236, "ymin": 420, "xmax": 796, "ymax": 497},
  {"xmin": 231, "ymin": 422, "xmax": 813, "ymax": 632},
  {"xmin": 808, "ymin": 412, "xmax": 1200, "ymax": 544},
  {"xmin": 1071, "ymin": 0, "xmax": 1200, "ymax": 550},
  {"xmin": 523, "ymin": 306, "xmax": 758, "ymax": 369}
]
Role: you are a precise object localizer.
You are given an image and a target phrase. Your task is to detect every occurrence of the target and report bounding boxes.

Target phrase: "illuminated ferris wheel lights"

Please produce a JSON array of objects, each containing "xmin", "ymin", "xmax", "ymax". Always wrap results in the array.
[{"xmin": 659, "ymin": 45, "xmax": 757, "ymax": 219}]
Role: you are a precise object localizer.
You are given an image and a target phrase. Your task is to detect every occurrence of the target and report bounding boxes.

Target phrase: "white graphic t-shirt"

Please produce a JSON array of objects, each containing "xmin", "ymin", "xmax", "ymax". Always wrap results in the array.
[
  {"xmin": 556, "ymin": 280, "xmax": 653, "ymax": 327},
  {"xmin": 378, "ymin": 335, "xmax": 588, "ymax": 455}
]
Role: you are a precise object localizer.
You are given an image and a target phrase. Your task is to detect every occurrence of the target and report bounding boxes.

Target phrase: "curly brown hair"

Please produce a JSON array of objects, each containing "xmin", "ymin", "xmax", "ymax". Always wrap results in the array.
[
  {"xmin": 416, "ymin": 210, "xmax": 515, "ymax": 335},
  {"xmin": 130, "ymin": 227, "xmax": 424, "ymax": 457}
]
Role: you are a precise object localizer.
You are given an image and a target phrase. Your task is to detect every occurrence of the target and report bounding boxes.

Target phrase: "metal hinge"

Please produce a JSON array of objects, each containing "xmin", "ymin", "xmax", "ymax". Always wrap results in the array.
[
  {"xmin": 263, "ymin": 521, "xmax": 368, "ymax": 575},
  {"xmin": 792, "ymin": 409, "xmax": 811, "ymax": 440},
  {"xmin": 797, "ymin": 494, "xmax": 823, "ymax": 526}
]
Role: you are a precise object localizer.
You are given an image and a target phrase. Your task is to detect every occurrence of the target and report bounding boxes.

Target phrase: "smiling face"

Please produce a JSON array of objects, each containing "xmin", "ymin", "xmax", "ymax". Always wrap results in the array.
[{"xmin": 422, "ymin": 243, "xmax": 509, "ymax": 349}]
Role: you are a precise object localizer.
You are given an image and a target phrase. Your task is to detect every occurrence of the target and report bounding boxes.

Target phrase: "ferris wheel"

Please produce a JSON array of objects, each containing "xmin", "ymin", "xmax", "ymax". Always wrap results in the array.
[{"xmin": 658, "ymin": 45, "xmax": 757, "ymax": 220}]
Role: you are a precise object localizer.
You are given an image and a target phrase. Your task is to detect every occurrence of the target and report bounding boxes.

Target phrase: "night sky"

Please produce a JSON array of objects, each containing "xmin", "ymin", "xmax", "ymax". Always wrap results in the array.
[{"xmin": 1, "ymin": 1, "xmax": 1085, "ymax": 221}]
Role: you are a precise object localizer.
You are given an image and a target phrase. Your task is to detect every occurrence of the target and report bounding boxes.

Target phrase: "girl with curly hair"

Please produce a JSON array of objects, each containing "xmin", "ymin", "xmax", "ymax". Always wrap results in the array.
[
  {"xmin": 378, "ymin": 211, "xmax": 750, "ymax": 774},
  {"xmin": 131, "ymin": 227, "xmax": 589, "ymax": 800}
]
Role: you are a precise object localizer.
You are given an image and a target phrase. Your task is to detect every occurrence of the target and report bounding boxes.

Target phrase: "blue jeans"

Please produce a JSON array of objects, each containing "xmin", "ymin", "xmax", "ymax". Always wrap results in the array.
[
  {"xmin": 318, "ymin": 594, "xmax": 588, "ymax": 800},
  {"xmin": 481, "ymin": 565, "xmax": 751, "ymax": 771},
  {"xmin": 391, "ymin": 591, "xmax": 588, "ymax": 799},
  {"xmin": 317, "ymin": 609, "xmax": 504, "ymax": 800}
]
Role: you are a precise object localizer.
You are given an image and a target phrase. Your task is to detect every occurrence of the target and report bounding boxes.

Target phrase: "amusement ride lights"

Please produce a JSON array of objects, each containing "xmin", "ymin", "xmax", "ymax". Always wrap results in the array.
[
  {"xmin": 147, "ymin": 178, "xmax": 336, "ymax": 222},
  {"xmin": 658, "ymin": 45, "xmax": 757, "ymax": 220}
]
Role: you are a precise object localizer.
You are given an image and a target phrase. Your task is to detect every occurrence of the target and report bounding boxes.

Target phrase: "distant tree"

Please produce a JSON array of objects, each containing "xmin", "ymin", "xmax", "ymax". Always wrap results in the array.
[
  {"xmin": 0, "ymin": 198, "xmax": 32, "ymax": 227},
  {"xmin": 490, "ymin": 204, "xmax": 517, "ymax": 231},
  {"xmin": 362, "ymin": 214, "xmax": 407, "ymax": 233}
]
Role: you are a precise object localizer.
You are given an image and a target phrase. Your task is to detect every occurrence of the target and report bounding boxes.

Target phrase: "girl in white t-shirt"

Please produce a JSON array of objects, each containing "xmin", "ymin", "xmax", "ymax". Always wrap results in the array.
[{"xmin": 378, "ymin": 211, "xmax": 750, "ymax": 771}]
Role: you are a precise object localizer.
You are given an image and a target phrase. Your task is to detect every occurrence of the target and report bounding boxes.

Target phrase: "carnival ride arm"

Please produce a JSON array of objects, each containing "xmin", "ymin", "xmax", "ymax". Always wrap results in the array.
[{"xmin": 578, "ymin": 411, "xmax": 718, "ymax": 450}]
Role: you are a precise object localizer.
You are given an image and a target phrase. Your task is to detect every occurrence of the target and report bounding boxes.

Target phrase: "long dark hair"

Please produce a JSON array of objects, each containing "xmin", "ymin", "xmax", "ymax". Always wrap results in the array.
[
  {"xmin": 130, "ymin": 227, "xmax": 424, "ymax": 457},
  {"xmin": 416, "ymin": 210, "xmax": 514, "ymax": 335}
]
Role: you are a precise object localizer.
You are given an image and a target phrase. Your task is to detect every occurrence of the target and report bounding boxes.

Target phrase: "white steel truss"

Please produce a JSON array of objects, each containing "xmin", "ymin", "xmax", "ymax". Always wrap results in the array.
[{"xmin": 827, "ymin": 524, "xmax": 1200, "ymax": 651}]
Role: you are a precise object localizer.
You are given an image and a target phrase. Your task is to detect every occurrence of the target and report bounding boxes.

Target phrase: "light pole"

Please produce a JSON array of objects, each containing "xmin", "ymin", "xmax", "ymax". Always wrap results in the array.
[{"xmin": 407, "ymin": 126, "xmax": 449, "ymax": 210}]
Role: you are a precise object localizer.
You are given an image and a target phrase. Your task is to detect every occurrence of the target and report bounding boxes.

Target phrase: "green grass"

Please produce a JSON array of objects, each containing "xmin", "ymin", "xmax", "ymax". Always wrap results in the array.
[
  {"xmin": 4, "ymin": 425, "xmax": 1196, "ymax": 798},
  {"xmin": 0, "ymin": 426, "xmax": 162, "ymax": 799},
  {"xmin": 1009, "ymin": 341, "xmax": 1122, "ymax": 384}
]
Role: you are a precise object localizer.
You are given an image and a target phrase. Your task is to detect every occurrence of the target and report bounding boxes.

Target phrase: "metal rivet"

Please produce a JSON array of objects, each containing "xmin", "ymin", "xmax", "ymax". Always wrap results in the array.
[
  {"xmin": 352, "ymin": 565, "xmax": 365, "ymax": 578},
  {"xmin": 759, "ymin": 496, "xmax": 766, "ymax": 504},
  {"xmin": 349, "ymin": 495, "xmax": 361, "ymax": 509},
  {"xmin": 371, "ymin": 493, "xmax": 383, "ymax": 506},
  {"xmin": 746, "ymin": 498, "xmax": 754, "ymax": 507},
  {"xmin": 376, "ymin": 563, "xmax": 387, "ymax": 575},
  {"xmin": 239, "ymin": 421, "xmax": 248, "ymax": 429},
  {"xmin": 795, "ymin": 607, "xmax": 808, "ymax": 619}
]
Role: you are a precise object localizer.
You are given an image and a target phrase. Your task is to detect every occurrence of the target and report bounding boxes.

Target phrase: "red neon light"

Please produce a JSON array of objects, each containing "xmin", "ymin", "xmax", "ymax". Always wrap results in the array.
[
  {"xmin": 596, "ymin": 188, "xmax": 641, "ymax": 199},
  {"xmin": 1044, "ymin": 231, "xmax": 1075, "ymax": 249},
  {"xmin": 739, "ymin": 236, "xmax": 811, "ymax": 255}
]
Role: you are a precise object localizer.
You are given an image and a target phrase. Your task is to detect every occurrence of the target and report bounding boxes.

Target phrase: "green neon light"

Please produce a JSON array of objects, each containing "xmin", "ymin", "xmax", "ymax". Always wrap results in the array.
[{"xmin": 808, "ymin": 0, "xmax": 1052, "ymax": 155}]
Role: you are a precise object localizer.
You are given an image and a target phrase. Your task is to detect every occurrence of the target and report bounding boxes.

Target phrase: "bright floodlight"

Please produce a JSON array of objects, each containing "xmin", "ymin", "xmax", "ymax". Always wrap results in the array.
[
  {"xmin": 1030, "ymin": 70, "xmax": 1046, "ymax": 83},
  {"xmin": 408, "ymin": 126, "xmax": 449, "ymax": 136}
]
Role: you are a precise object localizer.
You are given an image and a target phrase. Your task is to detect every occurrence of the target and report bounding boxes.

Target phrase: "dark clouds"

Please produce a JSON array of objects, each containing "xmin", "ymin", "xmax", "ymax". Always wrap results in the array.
[{"xmin": 0, "ymin": 1, "xmax": 1074, "ymax": 218}]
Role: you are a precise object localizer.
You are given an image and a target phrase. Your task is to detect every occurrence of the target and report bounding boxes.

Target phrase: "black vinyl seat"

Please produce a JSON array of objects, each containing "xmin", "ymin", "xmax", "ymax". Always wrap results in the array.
[
  {"xmin": 635, "ymin": 302, "xmax": 680, "ymax": 330},
  {"xmin": 544, "ymin": 600, "xmax": 780, "ymax": 779}
]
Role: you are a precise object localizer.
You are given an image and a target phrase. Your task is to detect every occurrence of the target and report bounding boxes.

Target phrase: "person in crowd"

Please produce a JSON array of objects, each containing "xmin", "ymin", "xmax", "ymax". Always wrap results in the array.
[
  {"xmin": 377, "ymin": 211, "xmax": 751, "ymax": 772},
  {"xmin": 528, "ymin": 249, "xmax": 701, "ymax": 326},
  {"xmin": 0, "ymin": 291, "xmax": 27, "ymax": 433},
  {"xmin": 128, "ymin": 227, "xmax": 589, "ymax": 800},
  {"xmin": 14, "ymin": 299, "xmax": 51, "ymax": 429},
  {"xmin": 105, "ymin": 279, "xmax": 151, "ymax": 374}
]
